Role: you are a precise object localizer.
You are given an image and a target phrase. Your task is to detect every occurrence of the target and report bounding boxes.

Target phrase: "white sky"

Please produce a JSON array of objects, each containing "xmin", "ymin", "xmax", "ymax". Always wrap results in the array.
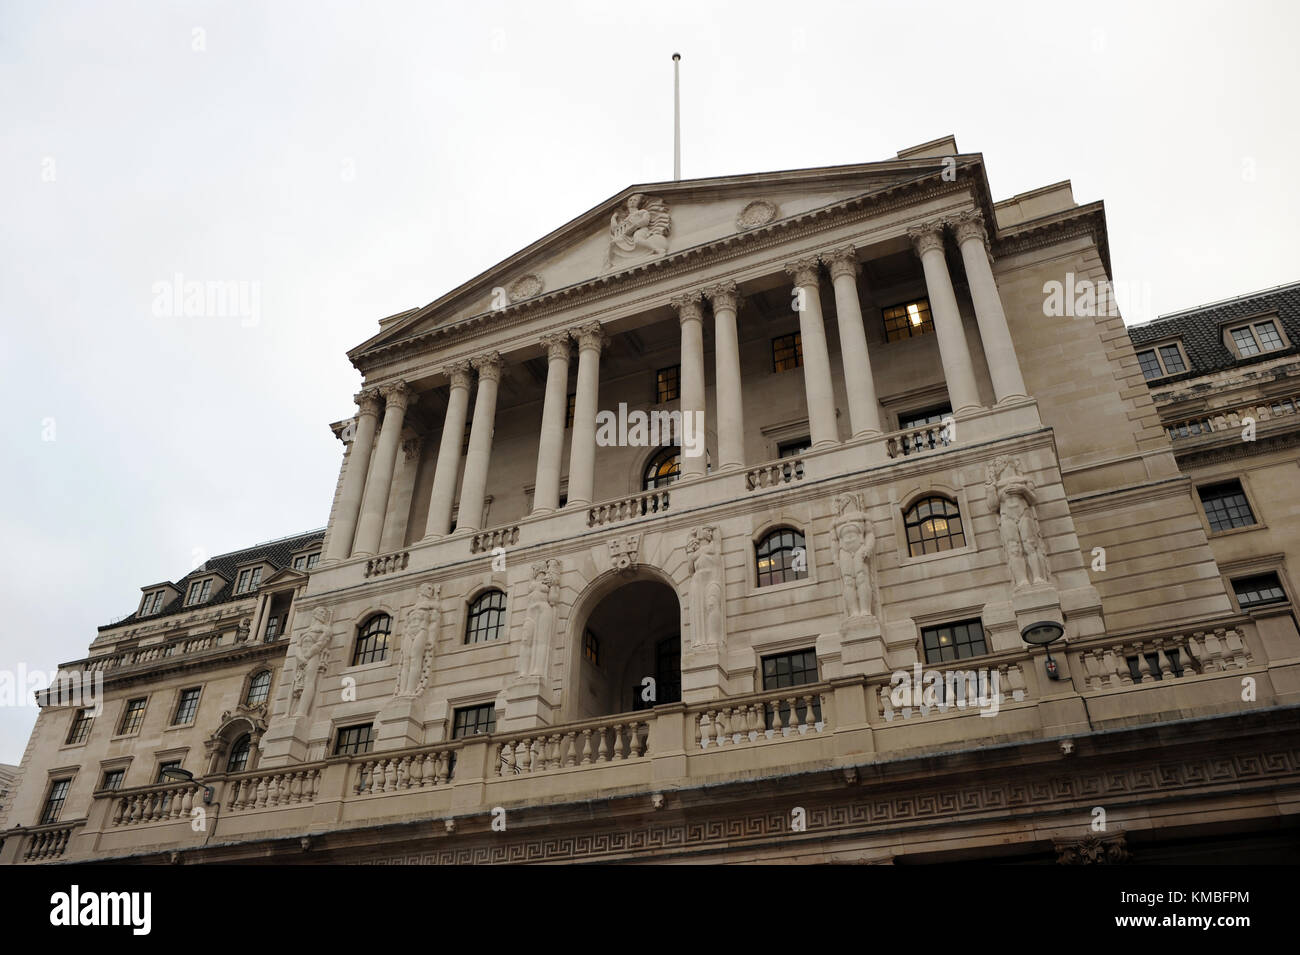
[{"xmin": 1, "ymin": 0, "xmax": 1296, "ymax": 762}]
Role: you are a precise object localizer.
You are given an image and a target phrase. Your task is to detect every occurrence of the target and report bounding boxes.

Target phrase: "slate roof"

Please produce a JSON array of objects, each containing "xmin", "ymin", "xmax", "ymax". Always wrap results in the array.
[
  {"xmin": 99, "ymin": 528, "xmax": 326, "ymax": 631},
  {"xmin": 1128, "ymin": 280, "xmax": 1300, "ymax": 386}
]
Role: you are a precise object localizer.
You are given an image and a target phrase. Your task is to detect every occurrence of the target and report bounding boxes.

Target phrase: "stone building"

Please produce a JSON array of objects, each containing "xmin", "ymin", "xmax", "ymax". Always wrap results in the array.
[{"xmin": 4, "ymin": 136, "xmax": 1299, "ymax": 865}]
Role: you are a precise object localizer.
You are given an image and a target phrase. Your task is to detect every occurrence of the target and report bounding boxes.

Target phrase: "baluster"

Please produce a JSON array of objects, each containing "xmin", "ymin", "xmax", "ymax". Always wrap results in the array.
[
  {"xmin": 612, "ymin": 724, "xmax": 626, "ymax": 760},
  {"xmin": 580, "ymin": 729, "xmax": 593, "ymax": 765},
  {"xmin": 548, "ymin": 734, "xmax": 562, "ymax": 769},
  {"xmin": 112, "ymin": 798, "xmax": 126, "ymax": 826},
  {"xmin": 803, "ymin": 694, "xmax": 817, "ymax": 731},
  {"xmin": 1155, "ymin": 643, "xmax": 1174, "ymax": 679},
  {"xmin": 354, "ymin": 764, "xmax": 367, "ymax": 795},
  {"xmin": 382, "ymin": 758, "xmax": 397, "ymax": 792},
  {"xmin": 698, "ymin": 711, "xmax": 710, "ymax": 748},
  {"xmin": 596, "ymin": 728, "xmax": 609, "ymax": 763},
  {"xmin": 563, "ymin": 732, "xmax": 578, "ymax": 767},
  {"xmin": 629, "ymin": 721, "xmax": 644, "ymax": 757},
  {"xmin": 253, "ymin": 776, "xmax": 267, "ymax": 807},
  {"xmin": 531, "ymin": 738, "xmax": 544, "ymax": 773},
  {"xmin": 180, "ymin": 787, "xmax": 194, "ymax": 817},
  {"xmin": 771, "ymin": 698, "xmax": 784, "ymax": 736}
]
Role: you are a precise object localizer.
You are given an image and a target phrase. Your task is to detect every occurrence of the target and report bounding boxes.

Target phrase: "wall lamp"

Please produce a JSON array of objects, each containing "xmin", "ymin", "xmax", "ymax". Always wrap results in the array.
[
  {"xmin": 1021, "ymin": 620, "xmax": 1065, "ymax": 681},
  {"xmin": 160, "ymin": 767, "xmax": 214, "ymax": 804}
]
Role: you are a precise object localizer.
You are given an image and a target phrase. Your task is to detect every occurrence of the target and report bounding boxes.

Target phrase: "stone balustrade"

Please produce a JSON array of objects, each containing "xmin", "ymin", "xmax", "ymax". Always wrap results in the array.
[
  {"xmin": 24, "ymin": 821, "xmax": 80, "ymax": 861},
  {"xmin": 870, "ymin": 661, "xmax": 1029, "ymax": 721},
  {"xmin": 470, "ymin": 524, "xmax": 520, "ymax": 554},
  {"xmin": 495, "ymin": 716, "xmax": 650, "ymax": 775},
  {"xmin": 110, "ymin": 782, "xmax": 206, "ymax": 828},
  {"xmin": 588, "ymin": 489, "xmax": 670, "ymax": 527},
  {"xmin": 228, "ymin": 766, "xmax": 323, "ymax": 811},
  {"xmin": 746, "ymin": 457, "xmax": 805, "ymax": 491},
  {"xmin": 1166, "ymin": 394, "xmax": 1300, "ymax": 441},
  {"xmin": 692, "ymin": 683, "xmax": 828, "ymax": 748},
  {"xmin": 364, "ymin": 550, "xmax": 410, "ymax": 577},
  {"xmin": 885, "ymin": 421, "xmax": 952, "ymax": 459},
  {"xmin": 353, "ymin": 748, "xmax": 455, "ymax": 794},
  {"xmin": 1074, "ymin": 627, "xmax": 1251, "ymax": 690}
]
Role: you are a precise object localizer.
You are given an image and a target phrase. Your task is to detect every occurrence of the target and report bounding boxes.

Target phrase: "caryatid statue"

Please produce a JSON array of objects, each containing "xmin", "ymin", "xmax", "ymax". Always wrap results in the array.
[
  {"xmin": 985, "ymin": 457, "xmax": 1051, "ymax": 589},
  {"xmin": 830, "ymin": 493, "xmax": 878, "ymax": 619},
  {"xmin": 687, "ymin": 525, "xmax": 725, "ymax": 650},
  {"xmin": 394, "ymin": 583, "xmax": 439, "ymax": 698},
  {"xmin": 290, "ymin": 607, "xmax": 332, "ymax": 717},
  {"xmin": 517, "ymin": 560, "xmax": 561, "ymax": 680}
]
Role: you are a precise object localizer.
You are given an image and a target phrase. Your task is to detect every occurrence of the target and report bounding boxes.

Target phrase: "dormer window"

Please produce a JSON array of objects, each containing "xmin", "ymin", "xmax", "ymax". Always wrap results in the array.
[
  {"xmin": 235, "ymin": 567, "xmax": 263, "ymax": 594},
  {"xmin": 140, "ymin": 590, "xmax": 166, "ymax": 616},
  {"xmin": 1136, "ymin": 341, "xmax": 1189, "ymax": 381},
  {"xmin": 1227, "ymin": 318, "xmax": 1287, "ymax": 359},
  {"xmin": 291, "ymin": 552, "xmax": 321, "ymax": 571},
  {"xmin": 185, "ymin": 578, "xmax": 213, "ymax": 606}
]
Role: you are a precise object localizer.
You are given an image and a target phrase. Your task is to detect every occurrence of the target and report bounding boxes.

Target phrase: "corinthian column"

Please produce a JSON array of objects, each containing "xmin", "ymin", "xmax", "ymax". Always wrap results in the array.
[
  {"xmin": 908, "ymin": 221, "xmax": 981, "ymax": 414},
  {"xmin": 705, "ymin": 282, "xmax": 744, "ymax": 470},
  {"xmin": 324, "ymin": 388, "xmax": 382, "ymax": 563},
  {"xmin": 785, "ymin": 257, "xmax": 838, "ymax": 448},
  {"xmin": 454, "ymin": 353, "xmax": 502, "ymax": 534},
  {"xmin": 352, "ymin": 381, "xmax": 413, "ymax": 557},
  {"xmin": 952, "ymin": 211, "xmax": 1028, "ymax": 403},
  {"xmin": 823, "ymin": 246, "xmax": 884, "ymax": 437},
  {"xmin": 422, "ymin": 361, "xmax": 472, "ymax": 540},
  {"xmin": 566, "ymin": 323, "xmax": 604, "ymax": 507},
  {"xmin": 672, "ymin": 292, "xmax": 708, "ymax": 479},
  {"xmin": 532, "ymin": 333, "xmax": 571, "ymax": 514}
]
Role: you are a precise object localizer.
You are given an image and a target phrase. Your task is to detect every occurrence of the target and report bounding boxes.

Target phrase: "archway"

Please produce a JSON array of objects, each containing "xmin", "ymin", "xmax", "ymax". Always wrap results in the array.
[{"xmin": 569, "ymin": 575, "xmax": 681, "ymax": 720}]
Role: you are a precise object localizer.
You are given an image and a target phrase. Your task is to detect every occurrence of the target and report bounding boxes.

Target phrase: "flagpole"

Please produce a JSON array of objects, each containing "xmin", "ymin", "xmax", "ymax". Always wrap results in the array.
[{"xmin": 672, "ymin": 53, "xmax": 681, "ymax": 180}]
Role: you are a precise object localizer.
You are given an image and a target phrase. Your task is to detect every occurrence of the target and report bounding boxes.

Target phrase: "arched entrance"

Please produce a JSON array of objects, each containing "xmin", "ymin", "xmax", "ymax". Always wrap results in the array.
[{"xmin": 568, "ymin": 574, "xmax": 681, "ymax": 720}]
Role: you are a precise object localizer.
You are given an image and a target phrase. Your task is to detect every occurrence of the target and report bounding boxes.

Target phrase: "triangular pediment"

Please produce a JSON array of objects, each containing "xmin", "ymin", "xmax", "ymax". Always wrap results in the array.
[{"xmin": 354, "ymin": 150, "xmax": 980, "ymax": 361}]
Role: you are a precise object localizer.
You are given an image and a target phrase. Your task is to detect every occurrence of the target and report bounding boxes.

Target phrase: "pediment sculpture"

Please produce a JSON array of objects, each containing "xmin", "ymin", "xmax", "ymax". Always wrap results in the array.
[{"xmin": 604, "ymin": 194, "xmax": 671, "ymax": 270}]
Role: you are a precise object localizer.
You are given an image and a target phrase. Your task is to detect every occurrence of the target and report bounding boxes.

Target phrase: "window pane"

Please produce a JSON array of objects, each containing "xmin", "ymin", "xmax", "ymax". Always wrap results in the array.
[
  {"xmin": 772, "ymin": 333, "xmax": 803, "ymax": 372},
  {"xmin": 755, "ymin": 528, "xmax": 807, "ymax": 587},
  {"xmin": 352, "ymin": 614, "xmax": 392, "ymax": 664},
  {"xmin": 903, "ymin": 497, "xmax": 965, "ymax": 557},
  {"xmin": 1198, "ymin": 481, "xmax": 1256, "ymax": 532},
  {"xmin": 453, "ymin": 704, "xmax": 497, "ymax": 739},
  {"xmin": 921, "ymin": 619, "xmax": 988, "ymax": 665},
  {"xmin": 1233, "ymin": 572, "xmax": 1286, "ymax": 608},
  {"xmin": 173, "ymin": 688, "xmax": 201, "ymax": 724},
  {"xmin": 656, "ymin": 365, "xmax": 680, "ymax": 403},
  {"xmin": 883, "ymin": 299, "xmax": 934, "ymax": 342},
  {"xmin": 1137, "ymin": 350, "xmax": 1162, "ymax": 380},
  {"xmin": 1231, "ymin": 326, "xmax": 1260, "ymax": 356},
  {"xmin": 246, "ymin": 670, "xmax": 272, "ymax": 705},
  {"xmin": 1157, "ymin": 344, "xmax": 1186, "ymax": 374},
  {"xmin": 465, "ymin": 591, "xmax": 507, "ymax": 644},
  {"xmin": 1255, "ymin": 321, "xmax": 1283, "ymax": 351}
]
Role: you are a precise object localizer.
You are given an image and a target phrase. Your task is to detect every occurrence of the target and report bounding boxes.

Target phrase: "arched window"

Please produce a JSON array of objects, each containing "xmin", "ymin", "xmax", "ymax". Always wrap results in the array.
[
  {"xmin": 903, "ymin": 496, "xmax": 966, "ymax": 557},
  {"xmin": 465, "ymin": 591, "xmax": 507, "ymax": 645},
  {"xmin": 226, "ymin": 733, "xmax": 251, "ymax": 773},
  {"xmin": 756, "ymin": 528, "xmax": 808, "ymax": 587},
  {"xmin": 643, "ymin": 446, "xmax": 680, "ymax": 490},
  {"xmin": 245, "ymin": 670, "xmax": 272, "ymax": 706},
  {"xmin": 352, "ymin": 613, "xmax": 392, "ymax": 665}
]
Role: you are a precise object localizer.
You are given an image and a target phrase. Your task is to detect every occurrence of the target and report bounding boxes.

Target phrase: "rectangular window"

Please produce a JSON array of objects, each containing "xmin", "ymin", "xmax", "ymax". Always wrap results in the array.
[
  {"xmin": 1198, "ymin": 480, "xmax": 1256, "ymax": 532},
  {"xmin": 155, "ymin": 761, "xmax": 182, "ymax": 784},
  {"xmin": 922, "ymin": 619, "xmax": 988, "ymax": 665},
  {"xmin": 761, "ymin": 650, "xmax": 821, "ymax": 729},
  {"xmin": 236, "ymin": 568, "xmax": 262, "ymax": 594},
  {"xmin": 66, "ymin": 708, "xmax": 94, "ymax": 745},
  {"xmin": 1168, "ymin": 418, "xmax": 1214, "ymax": 440},
  {"xmin": 1254, "ymin": 320, "xmax": 1284, "ymax": 351},
  {"xmin": 566, "ymin": 392, "xmax": 576, "ymax": 428},
  {"xmin": 185, "ymin": 579, "xmax": 212, "ymax": 606},
  {"xmin": 334, "ymin": 724, "xmax": 375, "ymax": 756},
  {"xmin": 172, "ymin": 688, "xmax": 201, "ymax": 725},
  {"xmin": 41, "ymin": 778, "xmax": 71, "ymax": 825},
  {"xmin": 306, "ymin": 552, "xmax": 319, "ymax": 569},
  {"xmin": 100, "ymin": 769, "xmax": 125, "ymax": 791},
  {"xmin": 117, "ymin": 698, "xmax": 147, "ymax": 735},
  {"xmin": 583, "ymin": 628, "xmax": 600, "ymax": 666},
  {"xmin": 772, "ymin": 333, "xmax": 803, "ymax": 372},
  {"xmin": 1157, "ymin": 343, "xmax": 1186, "ymax": 374},
  {"xmin": 883, "ymin": 299, "xmax": 934, "ymax": 342},
  {"xmin": 656, "ymin": 365, "xmax": 680, "ymax": 403},
  {"xmin": 1233, "ymin": 572, "xmax": 1287, "ymax": 609},
  {"xmin": 142, "ymin": 591, "xmax": 164, "ymax": 615},
  {"xmin": 453, "ymin": 704, "xmax": 497, "ymax": 739},
  {"xmin": 264, "ymin": 614, "xmax": 281, "ymax": 640},
  {"xmin": 1270, "ymin": 397, "xmax": 1296, "ymax": 417},
  {"xmin": 778, "ymin": 438, "xmax": 810, "ymax": 458},
  {"xmin": 1137, "ymin": 349, "xmax": 1163, "ymax": 380},
  {"xmin": 1231, "ymin": 326, "xmax": 1260, "ymax": 357}
]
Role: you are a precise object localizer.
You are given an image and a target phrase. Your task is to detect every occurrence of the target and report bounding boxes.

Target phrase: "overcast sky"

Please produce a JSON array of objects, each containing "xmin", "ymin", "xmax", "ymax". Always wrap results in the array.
[{"xmin": 1, "ymin": 0, "xmax": 1296, "ymax": 763}]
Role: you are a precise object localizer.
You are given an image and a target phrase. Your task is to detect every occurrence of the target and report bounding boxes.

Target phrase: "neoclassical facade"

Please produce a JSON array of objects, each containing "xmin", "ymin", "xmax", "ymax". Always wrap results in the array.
[{"xmin": 5, "ymin": 136, "xmax": 1300, "ymax": 865}]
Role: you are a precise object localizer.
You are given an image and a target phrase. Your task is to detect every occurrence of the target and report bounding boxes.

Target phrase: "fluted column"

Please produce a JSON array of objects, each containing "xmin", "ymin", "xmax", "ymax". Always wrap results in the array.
[
  {"xmin": 785, "ymin": 257, "xmax": 838, "ymax": 448},
  {"xmin": 673, "ymin": 292, "xmax": 708, "ymax": 479},
  {"xmin": 566, "ymin": 323, "xmax": 604, "ymax": 507},
  {"xmin": 908, "ymin": 222, "xmax": 981, "ymax": 414},
  {"xmin": 454, "ymin": 353, "xmax": 502, "ymax": 534},
  {"xmin": 824, "ymin": 247, "xmax": 884, "ymax": 437},
  {"xmin": 952, "ymin": 211, "xmax": 1028, "ymax": 403},
  {"xmin": 421, "ymin": 362, "xmax": 472, "ymax": 540},
  {"xmin": 352, "ymin": 382, "xmax": 413, "ymax": 557},
  {"xmin": 324, "ymin": 389, "xmax": 381, "ymax": 563},
  {"xmin": 532, "ymin": 333, "xmax": 572, "ymax": 514},
  {"xmin": 705, "ymin": 282, "xmax": 744, "ymax": 470}
]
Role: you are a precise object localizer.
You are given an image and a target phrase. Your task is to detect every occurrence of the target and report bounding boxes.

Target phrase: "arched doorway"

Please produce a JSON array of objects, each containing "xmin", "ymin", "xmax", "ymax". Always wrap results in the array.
[{"xmin": 569, "ymin": 575, "xmax": 681, "ymax": 720}]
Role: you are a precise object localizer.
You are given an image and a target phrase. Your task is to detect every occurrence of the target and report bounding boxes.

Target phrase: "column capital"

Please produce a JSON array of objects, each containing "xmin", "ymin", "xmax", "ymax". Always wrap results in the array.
[
  {"xmin": 670, "ymin": 291, "xmax": 705, "ymax": 324},
  {"xmin": 380, "ymin": 381, "xmax": 414, "ymax": 413},
  {"xmin": 784, "ymin": 256, "xmax": 822, "ymax": 287},
  {"xmin": 822, "ymin": 245, "xmax": 859, "ymax": 281},
  {"xmin": 471, "ymin": 352, "xmax": 503, "ymax": 382},
  {"xmin": 950, "ymin": 210, "xmax": 989, "ymax": 250},
  {"xmin": 444, "ymin": 361, "xmax": 473, "ymax": 391},
  {"xmin": 539, "ymin": 332, "xmax": 572, "ymax": 362},
  {"xmin": 703, "ymin": 281, "xmax": 739, "ymax": 313},
  {"xmin": 907, "ymin": 220, "xmax": 947, "ymax": 257},
  {"xmin": 354, "ymin": 388, "xmax": 383, "ymax": 418},
  {"xmin": 572, "ymin": 321, "xmax": 605, "ymax": 352}
]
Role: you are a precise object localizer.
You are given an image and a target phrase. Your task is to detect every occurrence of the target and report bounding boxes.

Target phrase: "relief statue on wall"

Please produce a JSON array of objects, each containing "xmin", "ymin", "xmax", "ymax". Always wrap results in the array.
[
  {"xmin": 985, "ymin": 456, "xmax": 1051, "ymax": 589},
  {"xmin": 516, "ymin": 560, "xmax": 561, "ymax": 680},
  {"xmin": 604, "ymin": 194, "xmax": 670, "ymax": 270},
  {"xmin": 394, "ymin": 582, "xmax": 440, "ymax": 698},
  {"xmin": 290, "ymin": 607, "xmax": 331, "ymax": 718},
  {"xmin": 830, "ymin": 492, "xmax": 878, "ymax": 619},
  {"xmin": 687, "ymin": 525, "xmax": 725, "ymax": 651}
]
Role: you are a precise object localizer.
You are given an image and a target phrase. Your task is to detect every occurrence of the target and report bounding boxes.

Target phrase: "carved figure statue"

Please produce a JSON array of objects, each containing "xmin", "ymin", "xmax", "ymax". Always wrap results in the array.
[
  {"xmin": 517, "ymin": 560, "xmax": 561, "ymax": 679},
  {"xmin": 829, "ymin": 493, "xmax": 877, "ymax": 619},
  {"xmin": 604, "ymin": 194, "xmax": 670, "ymax": 268},
  {"xmin": 687, "ymin": 526, "xmax": 725, "ymax": 650},
  {"xmin": 985, "ymin": 457, "xmax": 1051, "ymax": 589},
  {"xmin": 394, "ymin": 583, "xmax": 440, "ymax": 698},
  {"xmin": 290, "ymin": 608, "xmax": 331, "ymax": 717}
]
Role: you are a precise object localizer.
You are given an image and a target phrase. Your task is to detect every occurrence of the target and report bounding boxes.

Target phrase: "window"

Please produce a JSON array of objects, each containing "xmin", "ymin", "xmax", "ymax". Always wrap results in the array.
[
  {"xmin": 40, "ymin": 779, "xmax": 71, "ymax": 825},
  {"xmin": 1198, "ymin": 480, "xmax": 1256, "ymax": 532},
  {"xmin": 246, "ymin": 670, "xmax": 272, "ymax": 706},
  {"xmin": 334, "ymin": 724, "xmax": 375, "ymax": 756},
  {"xmin": 352, "ymin": 614, "xmax": 392, "ymax": 665},
  {"xmin": 772, "ymin": 333, "xmax": 803, "ymax": 372},
  {"xmin": 100, "ymin": 769, "xmax": 125, "ymax": 792},
  {"xmin": 583, "ymin": 628, "xmax": 600, "ymax": 666},
  {"xmin": 1270, "ymin": 397, "xmax": 1297, "ymax": 417},
  {"xmin": 922, "ymin": 619, "xmax": 988, "ymax": 664},
  {"xmin": 898, "ymin": 404, "xmax": 953, "ymax": 455},
  {"xmin": 226, "ymin": 734, "xmax": 252, "ymax": 773},
  {"xmin": 1233, "ymin": 572, "xmax": 1287, "ymax": 609},
  {"xmin": 1168, "ymin": 418, "xmax": 1214, "ymax": 440},
  {"xmin": 883, "ymin": 298, "xmax": 933, "ymax": 342},
  {"xmin": 1136, "ymin": 341, "xmax": 1188, "ymax": 380},
  {"xmin": 642, "ymin": 446, "xmax": 680, "ymax": 490},
  {"xmin": 155, "ymin": 761, "xmax": 182, "ymax": 784},
  {"xmin": 465, "ymin": 591, "xmax": 507, "ymax": 644},
  {"xmin": 656, "ymin": 365, "xmax": 680, "ymax": 403},
  {"xmin": 293, "ymin": 552, "xmax": 321, "ymax": 571},
  {"xmin": 1157, "ymin": 343, "xmax": 1186, "ymax": 374},
  {"xmin": 762, "ymin": 650, "xmax": 821, "ymax": 728},
  {"xmin": 235, "ymin": 567, "xmax": 262, "ymax": 594},
  {"xmin": 65, "ymin": 708, "xmax": 94, "ymax": 745},
  {"xmin": 565, "ymin": 392, "xmax": 576, "ymax": 428},
  {"xmin": 756, "ymin": 528, "xmax": 808, "ymax": 587},
  {"xmin": 141, "ymin": 590, "xmax": 165, "ymax": 616},
  {"xmin": 264, "ymin": 614, "xmax": 282, "ymax": 641},
  {"xmin": 172, "ymin": 688, "xmax": 201, "ymax": 725},
  {"xmin": 1137, "ymin": 349, "xmax": 1163, "ymax": 380},
  {"xmin": 778, "ymin": 438, "xmax": 810, "ymax": 458},
  {"xmin": 118, "ymin": 698, "xmax": 147, "ymax": 735},
  {"xmin": 1229, "ymin": 319, "xmax": 1286, "ymax": 358},
  {"xmin": 903, "ymin": 496, "xmax": 966, "ymax": 557},
  {"xmin": 185, "ymin": 578, "xmax": 213, "ymax": 606},
  {"xmin": 453, "ymin": 704, "xmax": 497, "ymax": 739}
]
